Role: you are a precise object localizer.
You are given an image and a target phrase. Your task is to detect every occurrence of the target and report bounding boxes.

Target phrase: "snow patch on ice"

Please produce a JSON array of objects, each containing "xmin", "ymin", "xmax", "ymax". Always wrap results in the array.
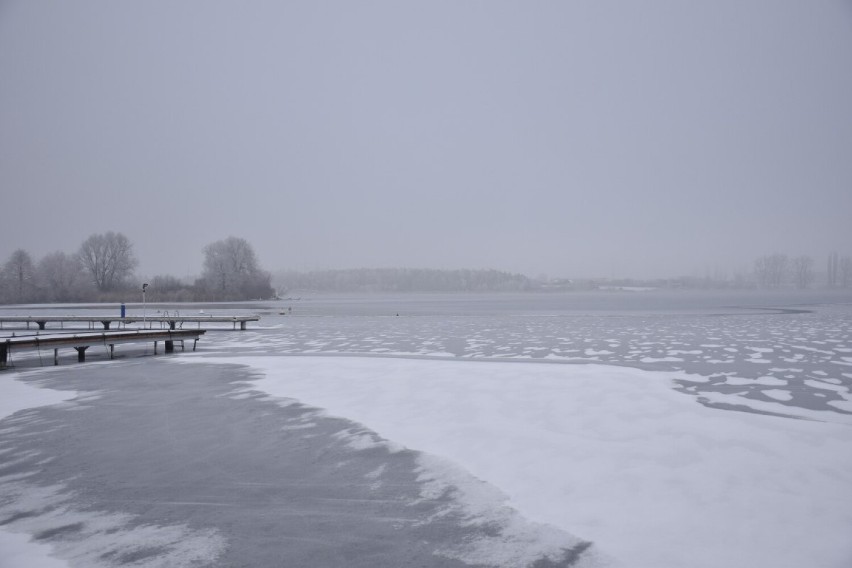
[
  {"xmin": 0, "ymin": 529, "xmax": 68, "ymax": 568},
  {"xmin": 805, "ymin": 380, "xmax": 849, "ymax": 393},
  {"xmin": 0, "ymin": 373, "xmax": 77, "ymax": 421},
  {"xmin": 225, "ymin": 355, "xmax": 852, "ymax": 568},
  {"xmin": 0, "ymin": 480, "xmax": 225, "ymax": 568},
  {"xmin": 415, "ymin": 453, "xmax": 604, "ymax": 568},
  {"xmin": 827, "ymin": 399, "xmax": 852, "ymax": 412},
  {"xmin": 763, "ymin": 390, "xmax": 793, "ymax": 402}
]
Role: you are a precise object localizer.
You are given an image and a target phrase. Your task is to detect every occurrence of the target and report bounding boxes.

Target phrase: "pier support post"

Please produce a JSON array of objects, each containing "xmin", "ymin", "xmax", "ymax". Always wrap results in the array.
[
  {"xmin": 165, "ymin": 340, "xmax": 174, "ymax": 353},
  {"xmin": 75, "ymin": 346, "xmax": 88, "ymax": 363},
  {"xmin": 109, "ymin": 344, "xmax": 114, "ymax": 359},
  {"xmin": 0, "ymin": 342, "xmax": 7, "ymax": 369},
  {"xmin": 101, "ymin": 321, "xmax": 111, "ymax": 330},
  {"xmin": 37, "ymin": 321, "xmax": 46, "ymax": 330},
  {"xmin": 240, "ymin": 321, "xmax": 246, "ymax": 330},
  {"xmin": 54, "ymin": 348, "xmax": 59, "ymax": 366}
]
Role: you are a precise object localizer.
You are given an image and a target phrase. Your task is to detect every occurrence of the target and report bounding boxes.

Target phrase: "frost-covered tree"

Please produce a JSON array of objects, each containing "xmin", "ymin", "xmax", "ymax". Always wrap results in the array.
[
  {"xmin": 827, "ymin": 252, "xmax": 839, "ymax": 288},
  {"xmin": 78, "ymin": 232, "xmax": 138, "ymax": 291},
  {"xmin": 2, "ymin": 249, "xmax": 37, "ymax": 303},
  {"xmin": 840, "ymin": 257, "xmax": 852, "ymax": 289},
  {"xmin": 199, "ymin": 236, "xmax": 273, "ymax": 300},
  {"xmin": 37, "ymin": 251, "xmax": 87, "ymax": 302},
  {"xmin": 790, "ymin": 255, "xmax": 814, "ymax": 289},
  {"xmin": 754, "ymin": 254, "xmax": 788, "ymax": 289}
]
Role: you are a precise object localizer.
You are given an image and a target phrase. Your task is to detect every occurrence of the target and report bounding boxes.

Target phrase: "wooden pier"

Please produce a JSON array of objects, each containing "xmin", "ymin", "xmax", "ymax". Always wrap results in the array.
[
  {"xmin": 0, "ymin": 329, "xmax": 206, "ymax": 369},
  {"xmin": 0, "ymin": 314, "xmax": 260, "ymax": 331}
]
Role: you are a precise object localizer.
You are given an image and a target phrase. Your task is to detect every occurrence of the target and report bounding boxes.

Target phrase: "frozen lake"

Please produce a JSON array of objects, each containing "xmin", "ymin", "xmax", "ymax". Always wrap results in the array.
[
  {"xmin": 1, "ymin": 290, "xmax": 851, "ymax": 567},
  {"xmin": 199, "ymin": 290, "xmax": 852, "ymax": 419}
]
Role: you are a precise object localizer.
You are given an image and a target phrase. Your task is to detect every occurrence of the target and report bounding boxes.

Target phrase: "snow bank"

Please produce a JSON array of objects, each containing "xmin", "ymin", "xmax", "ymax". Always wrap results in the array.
[{"xmin": 233, "ymin": 356, "xmax": 852, "ymax": 568}]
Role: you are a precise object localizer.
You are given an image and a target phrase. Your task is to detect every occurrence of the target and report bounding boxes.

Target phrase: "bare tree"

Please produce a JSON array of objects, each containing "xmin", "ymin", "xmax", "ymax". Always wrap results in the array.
[
  {"xmin": 754, "ymin": 254, "xmax": 788, "ymax": 289},
  {"xmin": 841, "ymin": 257, "xmax": 852, "ymax": 288},
  {"xmin": 200, "ymin": 236, "xmax": 273, "ymax": 300},
  {"xmin": 791, "ymin": 255, "xmax": 814, "ymax": 289},
  {"xmin": 37, "ymin": 251, "xmax": 86, "ymax": 302},
  {"xmin": 827, "ymin": 252, "xmax": 839, "ymax": 287},
  {"xmin": 78, "ymin": 232, "xmax": 138, "ymax": 291},
  {"xmin": 2, "ymin": 249, "xmax": 37, "ymax": 303},
  {"xmin": 753, "ymin": 257, "xmax": 769, "ymax": 288}
]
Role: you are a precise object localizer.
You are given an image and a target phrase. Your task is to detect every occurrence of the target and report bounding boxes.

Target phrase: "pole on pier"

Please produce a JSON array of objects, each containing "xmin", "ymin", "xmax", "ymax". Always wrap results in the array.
[{"xmin": 142, "ymin": 282, "xmax": 149, "ymax": 328}]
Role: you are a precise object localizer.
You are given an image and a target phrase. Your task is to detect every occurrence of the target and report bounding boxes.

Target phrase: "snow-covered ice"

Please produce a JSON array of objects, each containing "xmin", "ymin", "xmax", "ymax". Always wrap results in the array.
[
  {"xmin": 225, "ymin": 355, "xmax": 852, "ymax": 568},
  {"xmin": 0, "ymin": 530, "xmax": 68, "ymax": 568},
  {"xmin": 0, "ymin": 375, "xmax": 76, "ymax": 422},
  {"xmin": 3, "ymin": 294, "xmax": 852, "ymax": 567},
  {"xmin": 0, "ymin": 372, "xmax": 225, "ymax": 568},
  {"xmin": 0, "ymin": 375, "xmax": 76, "ymax": 568}
]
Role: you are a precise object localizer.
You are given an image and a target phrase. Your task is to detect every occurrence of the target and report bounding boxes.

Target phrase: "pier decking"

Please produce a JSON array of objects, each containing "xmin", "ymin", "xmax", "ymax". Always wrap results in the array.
[
  {"xmin": 0, "ymin": 314, "xmax": 260, "ymax": 331},
  {"xmin": 0, "ymin": 329, "xmax": 206, "ymax": 369}
]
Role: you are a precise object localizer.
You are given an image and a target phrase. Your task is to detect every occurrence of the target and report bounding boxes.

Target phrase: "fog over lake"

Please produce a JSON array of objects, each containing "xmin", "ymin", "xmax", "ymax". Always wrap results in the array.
[
  {"xmin": 2, "ymin": 4, "xmax": 852, "ymax": 564},
  {"xmin": 2, "ymin": 1, "xmax": 852, "ymax": 280}
]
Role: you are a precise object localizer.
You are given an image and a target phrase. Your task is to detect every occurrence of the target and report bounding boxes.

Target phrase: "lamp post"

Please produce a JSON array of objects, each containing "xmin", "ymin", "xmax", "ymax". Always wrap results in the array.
[{"xmin": 142, "ymin": 283, "xmax": 149, "ymax": 328}]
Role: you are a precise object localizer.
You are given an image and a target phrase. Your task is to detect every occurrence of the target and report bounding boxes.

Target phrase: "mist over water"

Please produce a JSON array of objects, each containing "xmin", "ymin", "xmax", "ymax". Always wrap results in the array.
[
  {"xmin": 1, "ymin": 2, "xmax": 852, "ymax": 564},
  {"xmin": 1, "ymin": 1, "xmax": 851, "ymax": 280}
]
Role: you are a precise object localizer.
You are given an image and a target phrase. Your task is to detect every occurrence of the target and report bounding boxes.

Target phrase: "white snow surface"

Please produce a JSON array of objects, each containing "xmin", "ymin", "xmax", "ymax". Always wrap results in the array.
[
  {"xmin": 0, "ymin": 531, "xmax": 68, "ymax": 568},
  {"xmin": 0, "ymin": 373, "xmax": 75, "ymax": 422},
  {"xmin": 232, "ymin": 355, "xmax": 852, "ymax": 568},
  {"xmin": 0, "ymin": 373, "xmax": 77, "ymax": 568}
]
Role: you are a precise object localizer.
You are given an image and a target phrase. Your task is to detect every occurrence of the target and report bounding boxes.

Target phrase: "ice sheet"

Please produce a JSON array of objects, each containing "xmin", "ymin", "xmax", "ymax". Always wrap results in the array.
[
  {"xmin": 232, "ymin": 356, "xmax": 852, "ymax": 568},
  {"xmin": 0, "ymin": 529, "xmax": 68, "ymax": 568},
  {"xmin": 0, "ymin": 372, "xmax": 76, "ymax": 421},
  {"xmin": 0, "ymin": 371, "xmax": 78, "ymax": 568}
]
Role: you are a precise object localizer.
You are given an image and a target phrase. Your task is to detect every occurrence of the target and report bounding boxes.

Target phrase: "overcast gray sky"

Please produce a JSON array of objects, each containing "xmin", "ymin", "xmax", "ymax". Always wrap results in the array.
[{"xmin": 2, "ymin": 1, "xmax": 851, "ymax": 280}]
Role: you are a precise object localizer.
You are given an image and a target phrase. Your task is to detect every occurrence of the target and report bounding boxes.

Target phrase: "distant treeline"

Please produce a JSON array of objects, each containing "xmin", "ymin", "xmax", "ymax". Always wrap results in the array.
[
  {"xmin": 274, "ymin": 268, "xmax": 532, "ymax": 293},
  {"xmin": 0, "ymin": 233, "xmax": 274, "ymax": 305},
  {"xmin": 5, "ymin": 237, "xmax": 851, "ymax": 305},
  {"xmin": 274, "ymin": 252, "xmax": 852, "ymax": 295}
]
